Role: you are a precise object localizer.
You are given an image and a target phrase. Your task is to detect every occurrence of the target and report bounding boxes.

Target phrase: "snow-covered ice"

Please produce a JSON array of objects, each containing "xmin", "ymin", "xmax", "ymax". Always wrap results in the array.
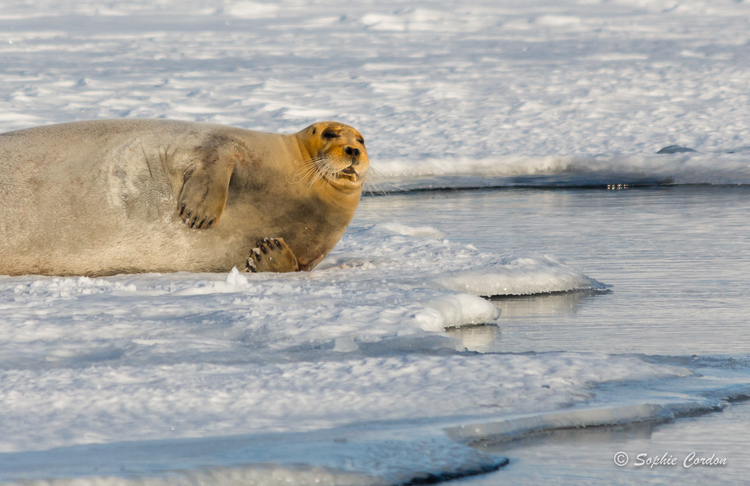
[
  {"xmin": 2, "ymin": 0, "xmax": 750, "ymax": 161},
  {"xmin": 0, "ymin": 224, "xmax": 613, "ymax": 453},
  {"xmin": 2, "ymin": 0, "xmax": 750, "ymax": 483}
]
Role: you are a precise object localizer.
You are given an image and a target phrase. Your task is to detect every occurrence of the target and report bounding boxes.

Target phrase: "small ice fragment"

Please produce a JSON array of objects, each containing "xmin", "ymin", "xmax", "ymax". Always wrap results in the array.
[
  {"xmin": 225, "ymin": 267, "xmax": 249, "ymax": 286},
  {"xmin": 333, "ymin": 336, "xmax": 359, "ymax": 353},
  {"xmin": 423, "ymin": 293, "xmax": 501, "ymax": 328},
  {"xmin": 367, "ymin": 222, "xmax": 445, "ymax": 239}
]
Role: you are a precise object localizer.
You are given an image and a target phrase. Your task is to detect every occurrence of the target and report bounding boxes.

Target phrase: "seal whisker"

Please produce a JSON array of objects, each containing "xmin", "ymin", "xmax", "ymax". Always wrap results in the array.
[
  {"xmin": 361, "ymin": 163, "xmax": 389, "ymax": 196},
  {"xmin": 367, "ymin": 164, "xmax": 391, "ymax": 196},
  {"xmin": 299, "ymin": 157, "xmax": 330, "ymax": 184},
  {"xmin": 306, "ymin": 155, "xmax": 338, "ymax": 187},
  {"xmin": 290, "ymin": 163, "xmax": 318, "ymax": 185},
  {"xmin": 366, "ymin": 181, "xmax": 390, "ymax": 196},
  {"xmin": 291, "ymin": 156, "xmax": 333, "ymax": 186},
  {"xmin": 366, "ymin": 178, "xmax": 390, "ymax": 196},
  {"xmin": 365, "ymin": 163, "xmax": 384, "ymax": 179},
  {"xmin": 318, "ymin": 157, "xmax": 341, "ymax": 178}
]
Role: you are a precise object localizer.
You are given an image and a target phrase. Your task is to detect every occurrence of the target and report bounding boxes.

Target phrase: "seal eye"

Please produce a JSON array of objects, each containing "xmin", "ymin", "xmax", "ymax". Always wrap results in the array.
[
  {"xmin": 322, "ymin": 130, "xmax": 340, "ymax": 140},
  {"xmin": 357, "ymin": 138, "xmax": 365, "ymax": 145}
]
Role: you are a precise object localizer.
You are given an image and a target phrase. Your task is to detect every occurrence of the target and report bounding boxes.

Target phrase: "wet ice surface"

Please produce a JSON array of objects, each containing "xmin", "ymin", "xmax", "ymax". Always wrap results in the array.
[
  {"xmin": 3, "ymin": 191, "xmax": 749, "ymax": 484},
  {"xmin": 0, "ymin": 225, "xmax": 658, "ymax": 452},
  {"xmin": 2, "ymin": 0, "xmax": 750, "ymax": 483},
  {"xmin": 453, "ymin": 400, "xmax": 750, "ymax": 485},
  {"xmin": 355, "ymin": 187, "xmax": 750, "ymax": 484},
  {"xmin": 358, "ymin": 186, "xmax": 750, "ymax": 355}
]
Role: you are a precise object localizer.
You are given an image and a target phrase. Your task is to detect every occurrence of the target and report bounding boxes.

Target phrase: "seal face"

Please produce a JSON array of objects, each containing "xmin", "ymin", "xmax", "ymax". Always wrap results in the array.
[
  {"xmin": 295, "ymin": 122, "xmax": 368, "ymax": 192},
  {"xmin": 0, "ymin": 119, "xmax": 369, "ymax": 276}
]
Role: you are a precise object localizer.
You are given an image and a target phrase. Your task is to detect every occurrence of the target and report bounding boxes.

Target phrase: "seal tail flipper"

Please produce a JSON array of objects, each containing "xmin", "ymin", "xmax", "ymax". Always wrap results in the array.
[{"xmin": 246, "ymin": 237, "xmax": 300, "ymax": 273}]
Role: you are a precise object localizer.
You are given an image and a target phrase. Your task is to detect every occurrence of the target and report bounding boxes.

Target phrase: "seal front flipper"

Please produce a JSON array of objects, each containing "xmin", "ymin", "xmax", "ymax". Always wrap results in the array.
[
  {"xmin": 246, "ymin": 238, "xmax": 300, "ymax": 273},
  {"xmin": 178, "ymin": 167, "xmax": 232, "ymax": 229},
  {"xmin": 178, "ymin": 138, "xmax": 242, "ymax": 229}
]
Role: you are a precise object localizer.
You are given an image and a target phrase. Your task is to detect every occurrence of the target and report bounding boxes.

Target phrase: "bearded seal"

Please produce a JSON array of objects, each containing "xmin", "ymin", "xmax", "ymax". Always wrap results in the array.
[{"xmin": 0, "ymin": 119, "xmax": 368, "ymax": 276}]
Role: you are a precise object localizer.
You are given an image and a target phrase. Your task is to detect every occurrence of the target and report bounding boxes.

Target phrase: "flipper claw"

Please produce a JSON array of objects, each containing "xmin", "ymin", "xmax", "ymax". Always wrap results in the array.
[{"xmin": 245, "ymin": 237, "xmax": 299, "ymax": 273}]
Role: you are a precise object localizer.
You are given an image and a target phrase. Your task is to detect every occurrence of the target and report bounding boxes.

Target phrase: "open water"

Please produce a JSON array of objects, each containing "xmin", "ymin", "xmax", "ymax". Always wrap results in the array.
[{"xmin": 356, "ymin": 185, "xmax": 750, "ymax": 484}]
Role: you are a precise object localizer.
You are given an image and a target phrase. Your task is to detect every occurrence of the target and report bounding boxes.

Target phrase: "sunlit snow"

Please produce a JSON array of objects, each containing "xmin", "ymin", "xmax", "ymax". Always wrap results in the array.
[{"xmin": 2, "ymin": 0, "xmax": 750, "ymax": 483}]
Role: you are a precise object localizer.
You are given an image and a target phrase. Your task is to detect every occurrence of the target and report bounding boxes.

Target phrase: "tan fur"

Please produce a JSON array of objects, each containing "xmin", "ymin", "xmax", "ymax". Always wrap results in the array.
[{"xmin": 0, "ymin": 119, "xmax": 369, "ymax": 276}]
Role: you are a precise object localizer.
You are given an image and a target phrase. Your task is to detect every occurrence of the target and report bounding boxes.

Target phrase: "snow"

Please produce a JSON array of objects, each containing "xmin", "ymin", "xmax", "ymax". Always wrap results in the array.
[
  {"xmin": 369, "ymin": 153, "xmax": 750, "ymax": 191},
  {"xmin": 0, "ymin": 222, "xmax": 690, "ymax": 481},
  {"xmin": 2, "ymin": 0, "xmax": 750, "ymax": 482},
  {"xmin": 0, "ymin": 222, "xmax": 612, "ymax": 454},
  {"xmin": 0, "ymin": 350, "xmax": 692, "ymax": 454},
  {"xmin": 2, "ymin": 0, "xmax": 749, "ymax": 160}
]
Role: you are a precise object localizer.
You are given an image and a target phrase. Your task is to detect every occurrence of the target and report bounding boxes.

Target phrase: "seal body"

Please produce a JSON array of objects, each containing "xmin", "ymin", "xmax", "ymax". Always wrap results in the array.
[{"xmin": 0, "ymin": 119, "xmax": 368, "ymax": 276}]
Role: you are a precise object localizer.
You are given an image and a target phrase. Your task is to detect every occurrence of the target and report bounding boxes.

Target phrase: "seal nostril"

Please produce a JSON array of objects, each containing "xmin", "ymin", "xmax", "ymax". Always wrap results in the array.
[{"xmin": 344, "ymin": 146, "xmax": 360, "ymax": 157}]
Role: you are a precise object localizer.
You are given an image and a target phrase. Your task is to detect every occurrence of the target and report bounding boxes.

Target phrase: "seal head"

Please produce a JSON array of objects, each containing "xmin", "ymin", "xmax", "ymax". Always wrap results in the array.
[{"xmin": 294, "ymin": 121, "xmax": 369, "ymax": 193}]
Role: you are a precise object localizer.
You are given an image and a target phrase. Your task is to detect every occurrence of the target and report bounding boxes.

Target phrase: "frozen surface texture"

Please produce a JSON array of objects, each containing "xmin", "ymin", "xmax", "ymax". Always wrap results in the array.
[
  {"xmin": 0, "ymin": 223, "xmax": 618, "ymax": 454},
  {"xmin": 2, "ymin": 0, "xmax": 750, "ymax": 483},
  {"xmin": 1, "ymin": 0, "xmax": 749, "ymax": 161}
]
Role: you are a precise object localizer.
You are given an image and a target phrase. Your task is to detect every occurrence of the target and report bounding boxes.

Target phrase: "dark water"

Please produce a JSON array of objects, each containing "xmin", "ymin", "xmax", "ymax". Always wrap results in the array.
[{"xmin": 354, "ymin": 186, "xmax": 750, "ymax": 484}]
